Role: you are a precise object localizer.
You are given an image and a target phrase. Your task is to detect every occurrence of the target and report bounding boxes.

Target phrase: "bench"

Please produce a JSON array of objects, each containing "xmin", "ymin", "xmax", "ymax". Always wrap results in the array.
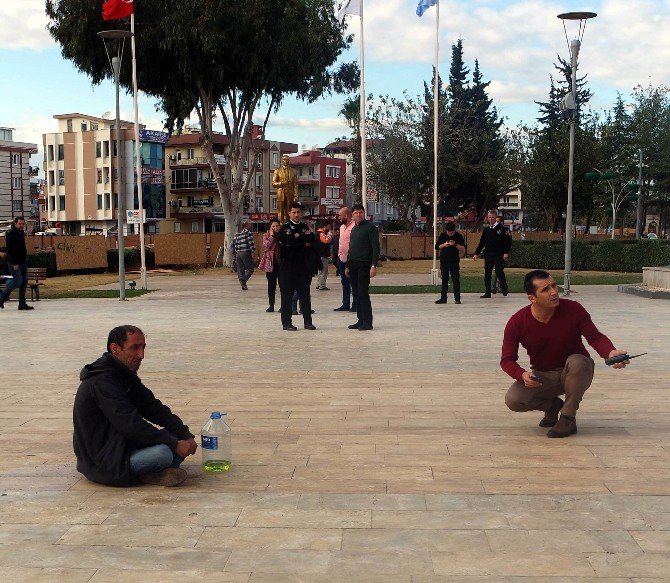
[{"xmin": 0, "ymin": 267, "xmax": 47, "ymax": 301}]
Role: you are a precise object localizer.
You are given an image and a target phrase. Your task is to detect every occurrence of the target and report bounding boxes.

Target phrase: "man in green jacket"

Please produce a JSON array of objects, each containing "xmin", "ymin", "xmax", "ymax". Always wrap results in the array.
[{"xmin": 345, "ymin": 203, "xmax": 380, "ymax": 331}]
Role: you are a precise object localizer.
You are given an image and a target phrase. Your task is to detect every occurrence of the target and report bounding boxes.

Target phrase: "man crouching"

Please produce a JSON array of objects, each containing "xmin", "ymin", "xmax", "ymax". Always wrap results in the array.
[
  {"xmin": 501, "ymin": 270, "xmax": 628, "ymax": 438},
  {"xmin": 73, "ymin": 325, "xmax": 197, "ymax": 486}
]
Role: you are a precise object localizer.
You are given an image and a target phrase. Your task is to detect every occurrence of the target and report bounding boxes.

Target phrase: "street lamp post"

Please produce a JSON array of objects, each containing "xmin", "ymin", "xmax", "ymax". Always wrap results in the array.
[
  {"xmin": 98, "ymin": 29, "xmax": 133, "ymax": 301},
  {"xmin": 557, "ymin": 11, "xmax": 596, "ymax": 296},
  {"xmin": 636, "ymin": 149, "xmax": 644, "ymax": 239}
]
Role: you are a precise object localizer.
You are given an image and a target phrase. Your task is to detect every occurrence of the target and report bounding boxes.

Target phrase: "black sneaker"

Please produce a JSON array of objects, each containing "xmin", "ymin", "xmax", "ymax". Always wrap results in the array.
[
  {"xmin": 18, "ymin": 305, "xmax": 34, "ymax": 310},
  {"xmin": 435, "ymin": 298, "xmax": 447, "ymax": 304},
  {"xmin": 480, "ymin": 294, "xmax": 491, "ymax": 299},
  {"xmin": 348, "ymin": 322, "xmax": 361, "ymax": 329},
  {"xmin": 304, "ymin": 324, "xmax": 317, "ymax": 330},
  {"xmin": 333, "ymin": 306, "xmax": 349, "ymax": 312},
  {"xmin": 266, "ymin": 307, "xmax": 274, "ymax": 312},
  {"xmin": 454, "ymin": 300, "xmax": 462, "ymax": 304},
  {"xmin": 358, "ymin": 323, "xmax": 373, "ymax": 331},
  {"xmin": 283, "ymin": 324, "xmax": 298, "ymax": 331}
]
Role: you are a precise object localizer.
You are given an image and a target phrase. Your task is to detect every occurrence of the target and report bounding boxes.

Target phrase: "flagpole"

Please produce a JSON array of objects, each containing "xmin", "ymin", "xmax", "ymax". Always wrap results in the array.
[
  {"xmin": 131, "ymin": 12, "xmax": 147, "ymax": 290},
  {"xmin": 359, "ymin": 0, "xmax": 367, "ymax": 211},
  {"xmin": 431, "ymin": 0, "xmax": 439, "ymax": 285}
]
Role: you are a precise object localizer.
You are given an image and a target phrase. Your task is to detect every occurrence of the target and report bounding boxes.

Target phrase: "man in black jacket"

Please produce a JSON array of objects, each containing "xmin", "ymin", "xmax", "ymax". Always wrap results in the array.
[
  {"xmin": 434, "ymin": 221, "xmax": 466, "ymax": 304},
  {"xmin": 473, "ymin": 210, "xmax": 512, "ymax": 298},
  {"xmin": 278, "ymin": 202, "xmax": 317, "ymax": 331},
  {"xmin": 0, "ymin": 216, "xmax": 33, "ymax": 311},
  {"xmin": 73, "ymin": 325, "xmax": 197, "ymax": 487}
]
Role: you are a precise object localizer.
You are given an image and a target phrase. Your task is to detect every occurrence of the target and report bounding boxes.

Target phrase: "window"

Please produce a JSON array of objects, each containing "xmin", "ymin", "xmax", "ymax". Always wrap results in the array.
[
  {"xmin": 11, "ymin": 153, "xmax": 20, "ymax": 165},
  {"xmin": 12, "ymin": 201, "xmax": 23, "ymax": 213},
  {"xmin": 58, "ymin": 195, "xmax": 66, "ymax": 211},
  {"xmin": 309, "ymin": 166, "xmax": 316, "ymax": 177},
  {"xmin": 48, "ymin": 170, "xmax": 55, "ymax": 187},
  {"xmin": 58, "ymin": 170, "xmax": 65, "ymax": 185},
  {"xmin": 112, "ymin": 141, "xmax": 118, "ymax": 157},
  {"xmin": 256, "ymin": 197, "xmax": 263, "ymax": 211},
  {"xmin": 214, "ymin": 222, "xmax": 225, "ymax": 233},
  {"xmin": 272, "ymin": 152, "xmax": 279, "ymax": 166},
  {"xmin": 103, "ymin": 141, "xmax": 110, "ymax": 157},
  {"xmin": 91, "ymin": 122, "xmax": 99, "ymax": 131},
  {"xmin": 105, "ymin": 193, "xmax": 111, "ymax": 210},
  {"xmin": 255, "ymin": 174, "xmax": 263, "ymax": 189},
  {"xmin": 103, "ymin": 167, "xmax": 110, "ymax": 184},
  {"xmin": 191, "ymin": 221, "xmax": 200, "ymax": 233},
  {"xmin": 113, "ymin": 193, "xmax": 119, "ymax": 209},
  {"xmin": 326, "ymin": 186, "xmax": 340, "ymax": 199},
  {"xmin": 12, "ymin": 177, "xmax": 21, "ymax": 189},
  {"xmin": 171, "ymin": 168, "xmax": 200, "ymax": 189},
  {"xmin": 66, "ymin": 119, "xmax": 73, "ymax": 132},
  {"xmin": 48, "ymin": 144, "xmax": 54, "ymax": 161},
  {"xmin": 256, "ymin": 153, "xmax": 262, "ymax": 169},
  {"xmin": 57, "ymin": 144, "xmax": 64, "ymax": 161},
  {"xmin": 81, "ymin": 123, "xmax": 88, "ymax": 132},
  {"xmin": 271, "ymin": 196, "xmax": 277, "ymax": 210},
  {"xmin": 187, "ymin": 148, "xmax": 195, "ymax": 160},
  {"xmin": 96, "ymin": 141, "xmax": 102, "ymax": 158},
  {"xmin": 112, "ymin": 168, "xmax": 118, "ymax": 182},
  {"xmin": 97, "ymin": 169, "xmax": 102, "ymax": 184},
  {"xmin": 49, "ymin": 196, "xmax": 55, "ymax": 211},
  {"xmin": 326, "ymin": 165, "xmax": 340, "ymax": 178},
  {"xmin": 97, "ymin": 194, "xmax": 103, "ymax": 210},
  {"xmin": 174, "ymin": 222, "xmax": 181, "ymax": 233}
]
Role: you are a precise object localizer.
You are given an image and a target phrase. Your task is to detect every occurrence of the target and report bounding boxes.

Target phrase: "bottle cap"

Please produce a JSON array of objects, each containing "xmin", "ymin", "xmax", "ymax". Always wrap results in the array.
[{"xmin": 210, "ymin": 411, "xmax": 222, "ymax": 419}]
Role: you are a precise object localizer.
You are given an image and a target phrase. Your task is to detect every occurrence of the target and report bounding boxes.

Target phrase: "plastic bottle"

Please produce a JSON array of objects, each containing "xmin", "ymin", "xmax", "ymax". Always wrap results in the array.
[{"xmin": 201, "ymin": 411, "xmax": 232, "ymax": 472}]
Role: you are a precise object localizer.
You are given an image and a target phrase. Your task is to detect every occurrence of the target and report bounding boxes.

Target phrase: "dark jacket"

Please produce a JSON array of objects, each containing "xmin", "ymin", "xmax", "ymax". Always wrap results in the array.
[
  {"xmin": 278, "ymin": 220, "xmax": 319, "ymax": 275},
  {"xmin": 72, "ymin": 353, "xmax": 194, "ymax": 486},
  {"xmin": 5, "ymin": 225, "xmax": 27, "ymax": 265},
  {"xmin": 347, "ymin": 220, "xmax": 380, "ymax": 266},
  {"xmin": 474, "ymin": 223, "xmax": 511, "ymax": 257},
  {"xmin": 435, "ymin": 231, "xmax": 465, "ymax": 263}
]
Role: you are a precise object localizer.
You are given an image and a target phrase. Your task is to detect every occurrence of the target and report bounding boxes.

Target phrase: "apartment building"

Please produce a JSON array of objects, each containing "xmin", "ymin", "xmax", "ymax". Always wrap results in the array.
[
  {"xmin": 42, "ymin": 113, "xmax": 166, "ymax": 235},
  {"xmin": 164, "ymin": 125, "xmax": 298, "ymax": 233},
  {"xmin": 497, "ymin": 188, "xmax": 524, "ymax": 230},
  {"xmin": 288, "ymin": 149, "xmax": 346, "ymax": 219},
  {"xmin": 0, "ymin": 127, "xmax": 38, "ymax": 228},
  {"xmin": 322, "ymin": 138, "xmax": 397, "ymax": 224}
]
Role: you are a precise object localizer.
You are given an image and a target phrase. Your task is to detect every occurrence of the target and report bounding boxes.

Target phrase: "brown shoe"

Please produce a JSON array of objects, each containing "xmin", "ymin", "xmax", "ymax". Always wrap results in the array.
[
  {"xmin": 138, "ymin": 467, "xmax": 187, "ymax": 487},
  {"xmin": 547, "ymin": 414, "xmax": 577, "ymax": 438},
  {"xmin": 539, "ymin": 397, "xmax": 564, "ymax": 427}
]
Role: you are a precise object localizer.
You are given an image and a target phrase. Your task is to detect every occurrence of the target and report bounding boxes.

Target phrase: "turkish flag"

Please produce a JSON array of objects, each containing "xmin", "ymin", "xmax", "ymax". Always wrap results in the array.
[{"xmin": 102, "ymin": 0, "xmax": 134, "ymax": 21}]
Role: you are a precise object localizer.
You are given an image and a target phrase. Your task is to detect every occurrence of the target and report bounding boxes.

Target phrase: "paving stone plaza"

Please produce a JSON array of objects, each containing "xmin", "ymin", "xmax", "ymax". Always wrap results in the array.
[{"xmin": 1, "ymin": 271, "xmax": 669, "ymax": 582}]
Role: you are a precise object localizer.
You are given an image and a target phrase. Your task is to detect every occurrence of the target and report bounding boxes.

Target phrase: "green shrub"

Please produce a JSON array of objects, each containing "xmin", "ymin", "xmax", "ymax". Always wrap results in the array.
[
  {"xmin": 107, "ymin": 247, "xmax": 155, "ymax": 271},
  {"xmin": 507, "ymin": 240, "xmax": 670, "ymax": 272},
  {"xmin": 27, "ymin": 251, "xmax": 57, "ymax": 277}
]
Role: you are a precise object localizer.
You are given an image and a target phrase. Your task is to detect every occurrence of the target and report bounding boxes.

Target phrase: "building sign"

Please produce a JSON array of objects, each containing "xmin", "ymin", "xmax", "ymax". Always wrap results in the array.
[
  {"xmin": 321, "ymin": 198, "xmax": 343, "ymax": 206},
  {"xmin": 193, "ymin": 199, "xmax": 212, "ymax": 207},
  {"xmin": 126, "ymin": 209, "xmax": 146, "ymax": 224},
  {"xmin": 249, "ymin": 213, "xmax": 278, "ymax": 221},
  {"xmin": 141, "ymin": 167, "xmax": 165, "ymax": 185},
  {"xmin": 139, "ymin": 129, "xmax": 169, "ymax": 144},
  {"xmin": 214, "ymin": 154, "xmax": 226, "ymax": 165}
]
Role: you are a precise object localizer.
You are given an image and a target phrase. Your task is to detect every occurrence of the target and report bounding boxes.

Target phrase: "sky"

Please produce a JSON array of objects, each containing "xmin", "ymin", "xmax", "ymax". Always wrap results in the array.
[{"xmin": 1, "ymin": 0, "xmax": 670, "ymax": 164}]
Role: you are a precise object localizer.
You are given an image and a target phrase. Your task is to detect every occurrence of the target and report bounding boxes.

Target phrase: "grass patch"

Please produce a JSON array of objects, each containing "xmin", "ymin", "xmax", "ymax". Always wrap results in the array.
[
  {"xmin": 44, "ymin": 289, "xmax": 153, "ymax": 299},
  {"xmin": 371, "ymin": 271, "xmax": 643, "ymax": 294}
]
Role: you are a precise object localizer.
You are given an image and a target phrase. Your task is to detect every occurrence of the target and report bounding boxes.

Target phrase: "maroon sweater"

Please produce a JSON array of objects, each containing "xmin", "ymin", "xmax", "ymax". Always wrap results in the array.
[{"xmin": 501, "ymin": 299, "xmax": 615, "ymax": 381}]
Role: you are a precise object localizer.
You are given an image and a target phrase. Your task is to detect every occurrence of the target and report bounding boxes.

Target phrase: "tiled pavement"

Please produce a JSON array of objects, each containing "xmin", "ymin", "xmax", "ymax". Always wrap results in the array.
[{"xmin": 0, "ymin": 270, "xmax": 668, "ymax": 582}]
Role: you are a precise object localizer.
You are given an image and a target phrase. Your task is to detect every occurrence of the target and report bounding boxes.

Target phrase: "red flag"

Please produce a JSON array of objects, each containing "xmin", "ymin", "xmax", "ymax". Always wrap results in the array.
[{"xmin": 102, "ymin": 0, "xmax": 134, "ymax": 21}]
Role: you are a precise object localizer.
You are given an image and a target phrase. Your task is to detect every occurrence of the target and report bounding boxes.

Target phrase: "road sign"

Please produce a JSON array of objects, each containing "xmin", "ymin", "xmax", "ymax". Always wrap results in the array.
[{"xmin": 126, "ymin": 209, "xmax": 146, "ymax": 224}]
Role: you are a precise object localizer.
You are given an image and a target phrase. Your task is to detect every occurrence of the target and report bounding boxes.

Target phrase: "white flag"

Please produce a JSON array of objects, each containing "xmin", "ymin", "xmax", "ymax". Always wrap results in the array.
[{"xmin": 336, "ymin": 0, "xmax": 361, "ymax": 21}]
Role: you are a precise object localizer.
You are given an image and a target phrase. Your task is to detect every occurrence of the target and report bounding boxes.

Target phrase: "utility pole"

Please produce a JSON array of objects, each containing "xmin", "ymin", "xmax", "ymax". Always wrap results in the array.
[{"xmin": 636, "ymin": 149, "xmax": 644, "ymax": 239}]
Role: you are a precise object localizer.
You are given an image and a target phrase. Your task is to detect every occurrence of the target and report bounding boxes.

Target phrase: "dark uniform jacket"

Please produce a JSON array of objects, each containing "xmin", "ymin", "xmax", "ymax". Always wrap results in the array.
[
  {"xmin": 73, "ymin": 353, "xmax": 194, "ymax": 486},
  {"xmin": 475, "ymin": 223, "xmax": 511, "ymax": 257},
  {"xmin": 435, "ymin": 231, "xmax": 465, "ymax": 263},
  {"xmin": 5, "ymin": 225, "xmax": 27, "ymax": 265},
  {"xmin": 278, "ymin": 220, "xmax": 318, "ymax": 275}
]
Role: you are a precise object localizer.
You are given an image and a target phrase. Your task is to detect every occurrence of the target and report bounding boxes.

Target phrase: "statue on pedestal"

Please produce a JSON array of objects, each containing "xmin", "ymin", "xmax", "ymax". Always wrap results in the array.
[{"xmin": 272, "ymin": 154, "xmax": 298, "ymax": 223}]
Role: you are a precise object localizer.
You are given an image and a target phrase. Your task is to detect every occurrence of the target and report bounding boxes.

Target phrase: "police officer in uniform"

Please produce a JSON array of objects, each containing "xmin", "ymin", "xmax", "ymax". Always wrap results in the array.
[
  {"xmin": 278, "ymin": 202, "xmax": 317, "ymax": 331},
  {"xmin": 473, "ymin": 210, "xmax": 511, "ymax": 298}
]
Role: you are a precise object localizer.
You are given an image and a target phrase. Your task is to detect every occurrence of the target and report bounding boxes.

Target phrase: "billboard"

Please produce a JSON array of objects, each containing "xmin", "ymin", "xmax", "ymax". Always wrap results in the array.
[{"xmin": 139, "ymin": 129, "xmax": 169, "ymax": 144}]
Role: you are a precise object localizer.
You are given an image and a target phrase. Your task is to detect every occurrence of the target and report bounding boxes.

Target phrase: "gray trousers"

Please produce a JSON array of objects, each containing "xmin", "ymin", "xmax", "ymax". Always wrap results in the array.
[
  {"xmin": 236, "ymin": 251, "xmax": 254, "ymax": 283},
  {"xmin": 505, "ymin": 354, "xmax": 595, "ymax": 417},
  {"xmin": 316, "ymin": 257, "xmax": 330, "ymax": 288}
]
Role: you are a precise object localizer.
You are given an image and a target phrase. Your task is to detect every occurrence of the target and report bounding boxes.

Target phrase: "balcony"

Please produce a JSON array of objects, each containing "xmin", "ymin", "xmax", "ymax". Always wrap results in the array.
[
  {"xmin": 298, "ymin": 174, "xmax": 319, "ymax": 184},
  {"xmin": 170, "ymin": 179, "xmax": 218, "ymax": 192},
  {"xmin": 28, "ymin": 166, "xmax": 39, "ymax": 176},
  {"xmin": 171, "ymin": 205, "xmax": 224, "ymax": 217},
  {"xmin": 168, "ymin": 156, "xmax": 225, "ymax": 168}
]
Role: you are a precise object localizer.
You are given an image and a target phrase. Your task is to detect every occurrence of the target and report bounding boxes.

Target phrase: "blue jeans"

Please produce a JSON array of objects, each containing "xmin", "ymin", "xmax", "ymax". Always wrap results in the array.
[
  {"xmin": 129, "ymin": 444, "xmax": 182, "ymax": 476},
  {"xmin": 337, "ymin": 258, "xmax": 357, "ymax": 309},
  {"xmin": 1, "ymin": 263, "xmax": 27, "ymax": 306}
]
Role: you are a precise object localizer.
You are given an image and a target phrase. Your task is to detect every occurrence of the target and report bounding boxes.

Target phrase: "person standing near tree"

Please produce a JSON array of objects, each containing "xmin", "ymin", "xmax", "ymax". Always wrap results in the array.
[
  {"xmin": 232, "ymin": 220, "xmax": 257, "ymax": 291},
  {"xmin": 473, "ymin": 210, "xmax": 511, "ymax": 298},
  {"xmin": 434, "ymin": 221, "xmax": 465, "ymax": 305},
  {"xmin": 346, "ymin": 204, "xmax": 380, "ymax": 331},
  {"xmin": 0, "ymin": 217, "xmax": 33, "ymax": 311}
]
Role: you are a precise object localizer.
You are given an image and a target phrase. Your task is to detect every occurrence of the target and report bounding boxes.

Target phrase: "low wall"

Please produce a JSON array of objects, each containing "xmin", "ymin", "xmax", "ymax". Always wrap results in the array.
[{"xmin": 643, "ymin": 266, "xmax": 670, "ymax": 289}]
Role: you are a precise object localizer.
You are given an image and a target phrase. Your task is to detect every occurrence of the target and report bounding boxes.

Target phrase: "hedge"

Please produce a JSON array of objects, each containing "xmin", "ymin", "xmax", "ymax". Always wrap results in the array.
[
  {"xmin": 107, "ymin": 247, "xmax": 155, "ymax": 271},
  {"xmin": 27, "ymin": 251, "xmax": 58, "ymax": 277},
  {"xmin": 506, "ymin": 239, "xmax": 670, "ymax": 272}
]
